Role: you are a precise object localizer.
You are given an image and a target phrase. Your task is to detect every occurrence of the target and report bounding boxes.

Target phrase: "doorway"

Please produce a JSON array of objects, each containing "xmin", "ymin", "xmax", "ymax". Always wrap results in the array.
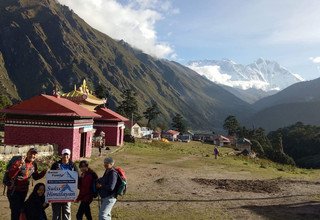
[{"xmin": 80, "ymin": 132, "xmax": 87, "ymax": 158}]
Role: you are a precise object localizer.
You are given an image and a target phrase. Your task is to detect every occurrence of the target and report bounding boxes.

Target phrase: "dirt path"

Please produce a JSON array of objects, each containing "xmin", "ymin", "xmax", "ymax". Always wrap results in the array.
[{"xmin": 1, "ymin": 143, "xmax": 320, "ymax": 219}]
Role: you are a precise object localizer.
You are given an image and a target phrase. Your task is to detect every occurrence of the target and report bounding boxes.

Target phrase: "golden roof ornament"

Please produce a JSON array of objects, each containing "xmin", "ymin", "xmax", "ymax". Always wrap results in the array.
[{"xmin": 61, "ymin": 79, "xmax": 106, "ymax": 111}]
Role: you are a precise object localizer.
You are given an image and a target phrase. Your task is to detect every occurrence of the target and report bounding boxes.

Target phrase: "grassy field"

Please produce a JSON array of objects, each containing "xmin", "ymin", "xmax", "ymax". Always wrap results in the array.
[
  {"xmin": 1, "ymin": 140, "xmax": 320, "ymax": 219},
  {"xmin": 98, "ymin": 141, "xmax": 320, "ymax": 219}
]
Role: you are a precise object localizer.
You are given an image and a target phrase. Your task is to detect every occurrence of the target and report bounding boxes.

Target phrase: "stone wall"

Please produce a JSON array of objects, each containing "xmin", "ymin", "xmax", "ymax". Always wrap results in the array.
[{"xmin": 0, "ymin": 144, "xmax": 56, "ymax": 161}]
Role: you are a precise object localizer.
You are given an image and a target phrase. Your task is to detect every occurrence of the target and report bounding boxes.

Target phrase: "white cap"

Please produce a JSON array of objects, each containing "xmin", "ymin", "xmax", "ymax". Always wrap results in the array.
[{"xmin": 62, "ymin": 148, "xmax": 71, "ymax": 155}]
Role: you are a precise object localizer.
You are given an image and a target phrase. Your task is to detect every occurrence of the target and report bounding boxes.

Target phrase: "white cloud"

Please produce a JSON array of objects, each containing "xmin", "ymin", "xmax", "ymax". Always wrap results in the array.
[
  {"xmin": 187, "ymin": 64, "xmax": 231, "ymax": 85},
  {"xmin": 309, "ymin": 57, "xmax": 320, "ymax": 64},
  {"xmin": 58, "ymin": 0, "xmax": 177, "ymax": 58}
]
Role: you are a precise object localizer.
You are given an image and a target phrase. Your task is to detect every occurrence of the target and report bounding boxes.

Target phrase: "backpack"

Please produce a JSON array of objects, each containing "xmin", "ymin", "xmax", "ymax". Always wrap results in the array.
[
  {"xmin": 91, "ymin": 171, "xmax": 99, "ymax": 198},
  {"xmin": 114, "ymin": 167, "xmax": 127, "ymax": 198},
  {"xmin": 2, "ymin": 156, "xmax": 23, "ymax": 187}
]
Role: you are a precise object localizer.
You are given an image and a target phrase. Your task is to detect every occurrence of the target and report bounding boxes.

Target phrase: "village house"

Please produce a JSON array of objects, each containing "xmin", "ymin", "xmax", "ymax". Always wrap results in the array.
[
  {"xmin": 125, "ymin": 122, "xmax": 154, "ymax": 139},
  {"xmin": 162, "ymin": 130, "xmax": 180, "ymax": 141},
  {"xmin": 193, "ymin": 133, "xmax": 214, "ymax": 143},
  {"xmin": 141, "ymin": 127, "xmax": 153, "ymax": 138},
  {"xmin": 1, "ymin": 94, "xmax": 100, "ymax": 161},
  {"xmin": 128, "ymin": 123, "xmax": 142, "ymax": 138},
  {"xmin": 214, "ymin": 135, "xmax": 231, "ymax": 147},
  {"xmin": 178, "ymin": 131, "xmax": 194, "ymax": 142},
  {"xmin": 152, "ymin": 131, "xmax": 161, "ymax": 140},
  {"xmin": 236, "ymin": 138, "xmax": 252, "ymax": 152}
]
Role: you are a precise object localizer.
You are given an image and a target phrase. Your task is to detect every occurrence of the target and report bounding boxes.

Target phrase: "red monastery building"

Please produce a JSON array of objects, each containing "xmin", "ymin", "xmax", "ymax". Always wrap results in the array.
[
  {"xmin": 61, "ymin": 80, "xmax": 129, "ymax": 147},
  {"xmin": 94, "ymin": 107, "xmax": 129, "ymax": 146},
  {"xmin": 1, "ymin": 94, "xmax": 100, "ymax": 161}
]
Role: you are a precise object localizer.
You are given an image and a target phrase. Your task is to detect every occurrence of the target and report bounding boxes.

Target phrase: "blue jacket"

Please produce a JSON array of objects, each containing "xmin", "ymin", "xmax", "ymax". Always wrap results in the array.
[{"xmin": 97, "ymin": 168, "xmax": 118, "ymax": 198}]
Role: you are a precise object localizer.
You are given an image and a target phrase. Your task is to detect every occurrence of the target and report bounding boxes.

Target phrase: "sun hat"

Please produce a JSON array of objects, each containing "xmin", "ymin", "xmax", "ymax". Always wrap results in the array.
[{"xmin": 62, "ymin": 148, "xmax": 71, "ymax": 155}]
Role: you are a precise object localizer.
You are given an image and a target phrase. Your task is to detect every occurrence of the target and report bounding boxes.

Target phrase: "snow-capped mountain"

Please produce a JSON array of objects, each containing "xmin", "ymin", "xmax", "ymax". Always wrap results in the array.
[{"xmin": 187, "ymin": 58, "xmax": 304, "ymax": 91}]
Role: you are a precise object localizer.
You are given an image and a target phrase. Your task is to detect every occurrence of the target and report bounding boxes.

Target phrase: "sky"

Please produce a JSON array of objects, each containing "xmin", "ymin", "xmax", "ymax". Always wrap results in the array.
[{"xmin": 57, "ymin": 0, "xmax": 320, "ymax": 80}]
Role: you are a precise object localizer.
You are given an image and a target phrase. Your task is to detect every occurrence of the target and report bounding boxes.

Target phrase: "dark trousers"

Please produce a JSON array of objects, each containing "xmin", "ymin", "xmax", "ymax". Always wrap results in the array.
[
  {"xmin": 76, "ymin": 201, "xmax": 92, "ymax": 220},
  {"xmin": 7, "ymin": 190, "xmax": 28, "ymax": 220}
]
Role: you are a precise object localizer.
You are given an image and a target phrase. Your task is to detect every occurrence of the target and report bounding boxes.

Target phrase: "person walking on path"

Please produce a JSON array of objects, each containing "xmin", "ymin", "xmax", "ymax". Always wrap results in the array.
[
  {"xmin": 6, "ymin": 148, "xmax": 46, "ymax": 220},
  {"xmin": 50, "ymin": 148, "xmax": 79, "ymax": 220},
  {"xmin": 98, "ymin": 139, "xmax": 103, "ymax": 157},
  {"xmin": 214, "ymin": 147, "xmax": 219, "ymax": 159},
  {"xmin": 76, "ymin": 160, "xmax": 98, "ymax": 220},
  {"xmin": 96, "ymin": 157, "xmax": 118, "ymax": 220},
  {"xmin": 23, "ymin": 182, "xmax": 49, "ymax": 220}
]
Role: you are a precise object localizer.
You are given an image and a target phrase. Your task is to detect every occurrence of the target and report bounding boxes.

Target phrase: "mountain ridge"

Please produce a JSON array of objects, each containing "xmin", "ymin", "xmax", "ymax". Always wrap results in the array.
[
  {"xmin": 187, "ymin": 58, "xmax": 304, "ymax": 92},
  {"xmin": 248, "ymin": 77, "xmax": 320, "ymax": 131},
  {"xmin": 0, "ymin": 0, "xmax": 252, "ymax": 130}
]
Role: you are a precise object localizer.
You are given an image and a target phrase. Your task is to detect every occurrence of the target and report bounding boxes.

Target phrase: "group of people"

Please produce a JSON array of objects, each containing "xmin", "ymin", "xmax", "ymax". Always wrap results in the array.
[{"xmin": 5, "ymin": 147, "xmax": 119, "ymax": 220}]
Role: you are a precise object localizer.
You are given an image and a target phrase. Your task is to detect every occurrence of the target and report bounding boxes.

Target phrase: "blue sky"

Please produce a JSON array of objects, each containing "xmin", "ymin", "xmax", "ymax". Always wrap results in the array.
[
  {"xmin": 156, "ymin": 0, "xmax": 320, "ymax": 80},
  {"xmin": 59, "ymin": 0, "xmax": 320, "ymax": 80}
]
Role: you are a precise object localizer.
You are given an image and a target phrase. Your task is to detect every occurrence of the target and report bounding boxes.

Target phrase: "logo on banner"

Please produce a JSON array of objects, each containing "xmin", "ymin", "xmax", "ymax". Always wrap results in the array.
[{"xmin": 46, "ymin": 170, "xmax": 78, "ymax": 203}]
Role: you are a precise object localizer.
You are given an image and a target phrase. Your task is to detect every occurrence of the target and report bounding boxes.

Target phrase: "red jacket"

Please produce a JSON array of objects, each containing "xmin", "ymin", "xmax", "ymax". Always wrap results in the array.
[
  {"xmin": 77, "ymin": 170, "xmax": 97, "ymax": 203},
  {"xmin": 8, "ymin": 158, "xmax": 46, "ymax": 192}
]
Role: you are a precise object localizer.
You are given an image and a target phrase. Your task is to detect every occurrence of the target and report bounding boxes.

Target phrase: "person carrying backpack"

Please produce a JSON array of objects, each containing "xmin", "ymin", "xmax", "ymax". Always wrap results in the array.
[
  {"xmin": 96, "ymin": 157, "xmax": 118, "ymax": 220},
  {"xmin": 50, "ymin": 148, "xmax": 79, "ymax": 220},
  {"xmin": 76, "ymin": 160, "xmax": 98, "ymax": 220},
  {"xmin": 5, "ymin": 148, "xmax": 47, "ymax": 220}
]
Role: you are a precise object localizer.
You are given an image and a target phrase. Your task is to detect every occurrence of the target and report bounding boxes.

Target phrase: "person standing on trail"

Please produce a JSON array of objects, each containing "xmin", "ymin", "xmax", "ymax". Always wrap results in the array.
[
  {"xmin": 96, "ymin": 157, "xmax": 118, "ymax": 220},
  {"xmin": 50, "ymin": 148, "xmax": 79, "ymax": 220},
  {"xmin": 99, "ymin": 138, "xmax": 103, "ymax": 157},
  {"xmin": 214, "ymin": 147, "xmax": 219, "ymax": 159},
  {"xmin": 76, "ymin": 160, "xmax": 98, "ymax": 220},
  {"xmin": 5, "ymin": 148, "xmax": 47, "ymax": 220}
]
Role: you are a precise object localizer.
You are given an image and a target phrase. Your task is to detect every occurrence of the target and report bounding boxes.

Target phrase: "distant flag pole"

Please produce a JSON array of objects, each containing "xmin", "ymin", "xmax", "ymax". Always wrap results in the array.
[{"xmin": 131, "ymin": 113, "xmax": 134, "ymax": 128}]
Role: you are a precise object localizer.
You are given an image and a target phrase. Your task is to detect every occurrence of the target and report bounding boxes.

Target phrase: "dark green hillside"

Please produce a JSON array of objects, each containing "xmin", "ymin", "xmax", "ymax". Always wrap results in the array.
[
  {"xmin": 250, "ymin": 101, "xmax": 320, "ymax": 132},
  {"xmin": 0, "ymin": 0, "xmax": 252, "ymax": 130}
]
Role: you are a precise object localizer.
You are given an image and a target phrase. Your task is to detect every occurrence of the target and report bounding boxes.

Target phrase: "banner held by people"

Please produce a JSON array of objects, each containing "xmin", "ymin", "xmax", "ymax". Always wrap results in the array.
[{"xmin": 45, "ymin": 170, "xmax": 78, "ymax": 203}]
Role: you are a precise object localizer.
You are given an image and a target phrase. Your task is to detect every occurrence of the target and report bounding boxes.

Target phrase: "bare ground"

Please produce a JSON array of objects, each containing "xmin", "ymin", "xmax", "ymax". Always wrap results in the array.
[{"xmin": 1, "ymin": 142, "xmax": 320, "ymax": 219}]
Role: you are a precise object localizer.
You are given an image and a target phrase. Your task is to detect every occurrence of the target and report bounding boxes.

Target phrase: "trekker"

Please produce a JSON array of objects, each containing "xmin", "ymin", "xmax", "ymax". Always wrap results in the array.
[
  {"xmin": 50, "ymin": 148, "xmax": 79, "ymax": 220},
  {"xmin": 97, "ymin": 157, "xmax": 118, "ymax": 220},
  {"xmin": 76, "ymin": 160, "xmax": 98, "ymax": 220},
  {"xmin": 23, "ymin": 182, "xmax": 49, "ymax": 220},
  {"xmin": 6, "ymin": 148, "xmax": 46, "ymax": 220},
  {"xmin": 214, "ymin": 147, "xmax": 219, "ymax": 159},
  {"xmin": 98, "ymin": 138, "xmax": 103, "ymax": 157}
]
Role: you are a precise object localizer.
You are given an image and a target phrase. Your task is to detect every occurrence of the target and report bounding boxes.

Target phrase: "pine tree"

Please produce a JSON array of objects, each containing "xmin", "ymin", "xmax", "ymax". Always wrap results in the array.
[
  {"xmin": 223, "ymin": 115, "xmax": 240, "ymax": 136},
  {"xmin": 117, "ymin": 89, "xmax": 141, "ymax": 120},
  {"xmin": 95, "ymin": 84, "xmax": 110, "ymax": 99},
  {"xmin": 171, "ymin": 114, "xmax": 187, "ymax": 133},
  {"xmin": 143, "ymin": 102, "xmax": 161, "ymax": 128},
  {"xmin": 0, "ymin": 95, "xmax": 11, "ymax": 110},
  {"xmin": 0, "ymin": 95, "xmax": 12, "ymax": 119}
]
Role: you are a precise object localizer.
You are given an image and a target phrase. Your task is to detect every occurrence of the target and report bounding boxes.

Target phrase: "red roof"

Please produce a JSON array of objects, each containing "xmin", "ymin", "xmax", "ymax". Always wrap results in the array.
[
  {"xmin": 1, "ymin": 94, "xmax": 100, "ymax": 118},
  {"xmin": 166, "ymin": 130, "xmax": 180, "ymax": 135},
  {"xmin": 95, "ymin": 107, "xmax": 129, "ymax": 122}
]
